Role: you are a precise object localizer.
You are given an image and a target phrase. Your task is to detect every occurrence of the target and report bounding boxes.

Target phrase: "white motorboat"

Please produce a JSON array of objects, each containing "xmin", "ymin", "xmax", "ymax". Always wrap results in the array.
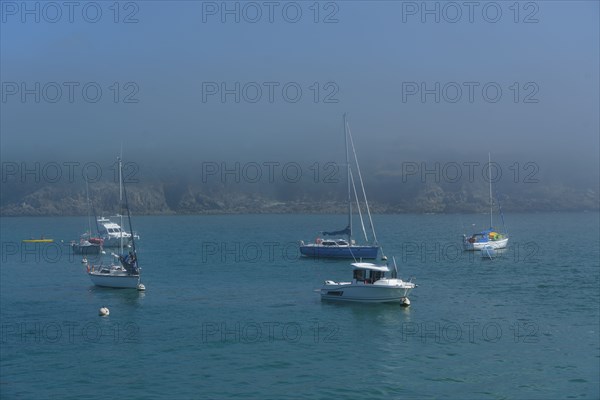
[
  {"xmin": 320, "ymin": 258, "xmax": 415, "ymax": 305},
  {"xmin": 96, "ymin": 216, "xmax": 139, "ymax": 248}
]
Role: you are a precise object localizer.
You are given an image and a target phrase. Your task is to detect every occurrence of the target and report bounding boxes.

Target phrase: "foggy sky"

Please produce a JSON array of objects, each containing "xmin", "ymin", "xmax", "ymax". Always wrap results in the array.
[{"xmin": 1, "ymin": 1, "xmax": 598, "ymax": 188}]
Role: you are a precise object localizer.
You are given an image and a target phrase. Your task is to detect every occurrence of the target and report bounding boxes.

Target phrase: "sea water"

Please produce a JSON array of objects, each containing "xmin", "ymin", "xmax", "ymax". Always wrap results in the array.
[{"xmin": 1, "ymin": 212, "xmax": 599, "ymax": 399}]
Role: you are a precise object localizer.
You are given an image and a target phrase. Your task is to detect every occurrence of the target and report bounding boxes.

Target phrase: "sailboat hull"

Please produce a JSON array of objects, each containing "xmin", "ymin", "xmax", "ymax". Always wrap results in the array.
[
  {"xmin": 300, "ymin": 244, "xmax": 379, "ymax": 259},
  {"xmin": 463, "ymin": 237, "xmax": 508, "ymax": 251},
  {"xmin": 88, "ymin": 272, "xmax": 140, "ymax": 288},
  {"xmin": 71, "ymin": 243, "xmax": 102, "ymax": 255}
]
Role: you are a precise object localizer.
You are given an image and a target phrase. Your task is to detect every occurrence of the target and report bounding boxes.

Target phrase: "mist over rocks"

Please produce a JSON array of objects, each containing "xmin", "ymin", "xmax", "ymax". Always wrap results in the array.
[{"xmin": 1, "ymin": 180, "xmax": 597, "ymax": 217}]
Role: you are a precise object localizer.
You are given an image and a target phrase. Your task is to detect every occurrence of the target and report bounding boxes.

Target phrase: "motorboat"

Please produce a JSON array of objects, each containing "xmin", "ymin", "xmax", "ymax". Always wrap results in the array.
[
  {"xmin": 320, "ymin": 258, "xmax": 415, "ymax": 305},
  {"xmin": 96, "ymin": 216, "xmax": 139, "ymax": 248}
]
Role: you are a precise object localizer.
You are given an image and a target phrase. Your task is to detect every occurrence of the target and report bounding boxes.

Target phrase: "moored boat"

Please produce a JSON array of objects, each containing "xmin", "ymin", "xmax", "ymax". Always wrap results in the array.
[
  {"xmin": 320, "ymin": 258, "xmax": 415, "ymax": 305},
  {"xmin": 464, "ymin": 230, "xmax": 508, "ymax": 251},
  {"xmin": 87, "ymin": 157, "xmax": 144, "ymax": 290},
  {"xmin": 300, "ymin": 114, "xmax": 380, "ymax": 259},
  {"xmin": 70, "ymin": 238, "xmax": 103, "ymax": 255},
  {"xmin": 300, "ymin": 238, "xmax": 379, "ymax": 259},
  {"xmin": 96, "ymin": 216, "xmax": 139, "ymax": 248},
  {"xmin": 463, "ymin": 153, "xmax": 509, "ymax": 251},
  {"xmin": 87, "ymin": 253, "xmax": 140, "ymax": 288}
]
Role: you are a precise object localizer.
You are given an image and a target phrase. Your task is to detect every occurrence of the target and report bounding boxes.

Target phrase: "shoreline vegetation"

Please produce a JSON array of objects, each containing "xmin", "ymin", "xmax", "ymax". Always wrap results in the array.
[{"xmin": 1, "ymin": 181, "xmax": 598, "ymax": 217}]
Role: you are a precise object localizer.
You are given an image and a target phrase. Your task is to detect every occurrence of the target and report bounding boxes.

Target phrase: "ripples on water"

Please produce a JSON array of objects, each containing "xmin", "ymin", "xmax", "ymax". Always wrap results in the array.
[{"xmin": 1, "ymin": 213, "xmax": 598, "ymax": 399}]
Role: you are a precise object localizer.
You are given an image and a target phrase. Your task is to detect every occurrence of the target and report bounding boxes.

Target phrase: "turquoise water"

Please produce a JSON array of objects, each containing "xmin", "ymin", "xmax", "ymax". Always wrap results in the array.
[{"xmin": 1, "ymin": 213, "xmax": 599, "ymax": 399}]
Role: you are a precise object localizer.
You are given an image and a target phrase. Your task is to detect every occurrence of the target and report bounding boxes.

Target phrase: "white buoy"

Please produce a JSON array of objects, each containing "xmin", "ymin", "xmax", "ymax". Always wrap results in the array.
[
  {"xmin": 99, "ymin": 307, "xmax": 110, "ymax": 316},
  {"xmin": 81, "ymin": 257, "xmax": 88, "ymax": 264},
  {"xmin": 137, "ymin": 283, "xmax": 146, "ymax": 291},
  {"xmin": 401, "ymin": 297, "xmax": 411, "ymax": 307}
]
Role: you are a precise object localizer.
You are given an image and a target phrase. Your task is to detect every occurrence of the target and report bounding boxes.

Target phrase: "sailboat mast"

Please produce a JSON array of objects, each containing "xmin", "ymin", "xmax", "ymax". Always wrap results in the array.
[
  {"xmin": 85, "ymin": 178, "xmax": 92, "ymax": 235},
  {"xmin": 118, "ymin": 157, "xmax": 124, "ymax": 253},
  {"xmin": 93, "ymin": 206, "xmax": 101, "ymax": 234},
  {"xmin": 121, "ymin": 163, "xmax": 137, "ymax": 257},
  {"xmin": 347, "ymin": 123, "xmax": 377, "ymax": 245},
  {"xmin": 343, "ymin": 113, "xmax": 352, "ymax": 243},
  {"xmin": 488, "ymin": 153, "xmax": 493, "ymax": 229}
]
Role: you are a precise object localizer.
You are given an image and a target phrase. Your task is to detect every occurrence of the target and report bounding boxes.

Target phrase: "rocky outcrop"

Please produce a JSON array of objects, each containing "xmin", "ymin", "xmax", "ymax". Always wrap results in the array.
[
  {"xmin": 1, "ymin": 181, "xmax": 597, "ymax": 216},
  {"xmin": 0, "ymin": 182, "xmax": 171, "ymax": 216}
]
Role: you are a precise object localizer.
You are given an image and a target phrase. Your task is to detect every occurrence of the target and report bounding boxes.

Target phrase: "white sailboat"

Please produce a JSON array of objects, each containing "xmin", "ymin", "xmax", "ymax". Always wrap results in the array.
[
  {"xmin": 87, "ymin": 157, "xmax": 144, "ymax": 290},
  {"xmin": 463, "ymin": 153, "xmax": 509, "ymax": 251},
  {"xmin": 320, "ymin": 257, "xmax": 416, "ymax": 305},
  {"xmin": 300, "ymin": 114, "xmax": 380, "ymax": 259}
]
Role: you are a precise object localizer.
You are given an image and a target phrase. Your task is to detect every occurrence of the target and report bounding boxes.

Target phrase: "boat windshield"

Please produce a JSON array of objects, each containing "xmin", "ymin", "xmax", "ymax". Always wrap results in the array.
[
  {"xmin": 353, "ymin": 269, "xmax": 385, "ymax": 284},
  {"xmin": 353, "ymin": 269, "xmax": 365, "ymax": 281}
]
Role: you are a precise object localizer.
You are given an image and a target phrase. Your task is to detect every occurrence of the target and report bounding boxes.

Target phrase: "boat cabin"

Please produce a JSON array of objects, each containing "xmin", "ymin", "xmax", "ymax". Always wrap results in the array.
[
  {"xmin": 467, "ymin": 229, "xmax": 502, "ymax": 243},
  {"xmin": 351, "ymin": 262, "xmax": 390, "ymax": 284},
  {"xmin": 102, "ymin": 225, "xmax": 123, "ymax": 234},
  {"xmin": 98, "ymin": 218, "xmax": 128, "ymax": 237},
  {"xmin": 319, "ymin": 239, "xmax": 350, "ymax": 247}
]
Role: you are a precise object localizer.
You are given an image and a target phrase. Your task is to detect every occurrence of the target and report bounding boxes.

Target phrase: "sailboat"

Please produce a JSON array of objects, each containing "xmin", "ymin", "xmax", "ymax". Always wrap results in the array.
[
  {"xmin": 87, "ymin": 157, "xmax": 144, "ymax": 290},
  {"xmin": 463, "ymin": 153, "xmax": 509, "ymax": 251},
  {"xmin": 299, "ymin": 114, "xmax": 380, "ymax": 259}
]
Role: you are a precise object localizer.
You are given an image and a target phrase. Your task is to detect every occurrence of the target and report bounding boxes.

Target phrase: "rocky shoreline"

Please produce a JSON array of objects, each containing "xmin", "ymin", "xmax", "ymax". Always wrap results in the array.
[{"xmin": 1, "ymin": 181, "xmax": 597, "ymax": 216}]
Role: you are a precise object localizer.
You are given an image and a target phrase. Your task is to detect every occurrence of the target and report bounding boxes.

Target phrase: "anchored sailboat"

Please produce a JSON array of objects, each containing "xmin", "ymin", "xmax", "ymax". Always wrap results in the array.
[
  {"xmin": 463, "ymin": 153, "xmax": 509, "ymax": 251},
  {"xmin": 87, "ymin": 157, "xmax": 144, "ymax": 290},
  {"xmin": 300, "ymin": 115, "xmax": 380, "ymax": 259}
]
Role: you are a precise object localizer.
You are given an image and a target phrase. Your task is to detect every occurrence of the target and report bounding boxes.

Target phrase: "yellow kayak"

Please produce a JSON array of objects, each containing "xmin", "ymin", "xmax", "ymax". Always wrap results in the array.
[{"xmin": 22, "ymin": 239, "xmax": 54, "ymax": 243}]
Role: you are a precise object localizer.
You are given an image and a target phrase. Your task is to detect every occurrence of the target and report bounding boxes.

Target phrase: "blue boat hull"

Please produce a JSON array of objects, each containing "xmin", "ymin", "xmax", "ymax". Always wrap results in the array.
[{"xmin": 299, "ymin": 245, "xmax": 379, "ymax": 259}]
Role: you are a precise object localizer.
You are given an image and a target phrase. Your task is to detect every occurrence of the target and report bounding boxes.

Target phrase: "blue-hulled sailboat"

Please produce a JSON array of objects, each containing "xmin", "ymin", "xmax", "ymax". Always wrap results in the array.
[{"xmin": 300, "ymin": 115, "xmax": 380, "ymax": 259}]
